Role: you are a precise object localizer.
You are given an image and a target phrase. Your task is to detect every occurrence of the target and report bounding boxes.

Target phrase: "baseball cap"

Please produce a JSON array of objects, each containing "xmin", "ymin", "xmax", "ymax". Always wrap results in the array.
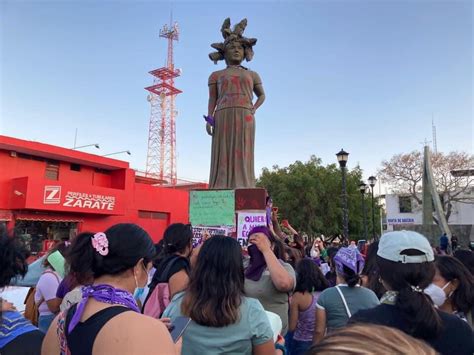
[{"xmin": 377, "ymin": 230, "xmax": 434, "ymax": 264}]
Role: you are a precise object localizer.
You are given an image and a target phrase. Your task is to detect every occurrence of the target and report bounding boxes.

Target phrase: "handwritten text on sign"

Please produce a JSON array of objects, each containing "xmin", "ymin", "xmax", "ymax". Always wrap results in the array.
[
  {"xmin": 189, "ymin": 190, "xmax": 235, "ymax": 226},
  {"xmin": 236, "ymin": 212, "xmax": 267, "ymax": 247},
  {"xmin": 191, "ymin": 226, "xmax": 230, "ymax": 248}
]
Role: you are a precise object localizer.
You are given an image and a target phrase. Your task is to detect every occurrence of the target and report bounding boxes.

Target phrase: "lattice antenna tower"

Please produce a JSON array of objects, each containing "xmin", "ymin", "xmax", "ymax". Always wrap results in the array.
[
  {"xmin": 432, "ymin": 115, "xmax": 438, "ymax": 154},
  {"xmin": 145, "ymin": 21, "xmax": 182, "ymax": 185}
]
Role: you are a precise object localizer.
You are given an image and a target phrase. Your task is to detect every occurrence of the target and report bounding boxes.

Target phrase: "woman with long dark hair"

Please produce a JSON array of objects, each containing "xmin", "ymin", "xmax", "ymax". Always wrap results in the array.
[
  {"xmin": 162, "ymin": 235, "xmax": 276, "ymax": 354},
  {"xmin": 426, "ymin": 255, "xmax": 474, "ymax": 327},
  {"xmin": 41, "ymin": 223, "xmax": 175, "ymax": 354},
  {"xmin": 350, "ymin": 231, "xmax": 474, "ymax": 354},
  {"xmin": 360, "ymin": 241, "xmax": 386, "ymax": 298},
  {"xmin": 313, "ymin": 247, "xmax": 379, "ymax": 343},
  {"xmin": 0, "ymin": 232, "xmax": 44, "ymax": 355},
  {"xmin": 244, "ymin": 226, "xmax": 296, "ymax": 335},
  {"xmin": 288, "ymin": 259, "xmax": 329, "ymax": 355}
]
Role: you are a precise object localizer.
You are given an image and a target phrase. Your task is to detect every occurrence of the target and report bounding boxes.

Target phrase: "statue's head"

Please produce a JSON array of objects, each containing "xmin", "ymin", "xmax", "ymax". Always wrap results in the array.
[{"xmin": 209, "ymin": 18, "xmax": 257, "ymax": 65}]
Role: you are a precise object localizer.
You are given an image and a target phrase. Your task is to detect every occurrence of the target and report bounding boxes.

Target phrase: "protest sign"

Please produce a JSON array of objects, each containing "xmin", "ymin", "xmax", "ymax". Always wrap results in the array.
[
  {"xmin": 190, "ymin": 190, "xmax": 235, "ymax": 226},
  {"xmin": 191, "ymin": 226, "xmax": 230, "ymax": 247},
  {"xmin": 236, "ymin": 212, "xmax": 267, "ymax": 247}
]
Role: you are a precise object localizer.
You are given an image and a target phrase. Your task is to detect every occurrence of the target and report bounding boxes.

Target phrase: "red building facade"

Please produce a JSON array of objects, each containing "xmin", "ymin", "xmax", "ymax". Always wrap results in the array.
[{"xmin": 0, "ymin": 135, "xmax": 203, "ymax": 252}]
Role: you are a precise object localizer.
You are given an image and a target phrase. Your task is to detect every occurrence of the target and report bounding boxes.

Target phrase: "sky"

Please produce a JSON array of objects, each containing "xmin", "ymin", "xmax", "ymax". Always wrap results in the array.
[{"xmin": 1, "ymin": 0, "xmax": 472, "ymax": 184}]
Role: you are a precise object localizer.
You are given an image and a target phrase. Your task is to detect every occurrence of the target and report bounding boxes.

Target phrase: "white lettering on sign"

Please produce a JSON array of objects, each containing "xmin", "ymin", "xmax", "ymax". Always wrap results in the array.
[
  {"xmin": 387, "ymin": 217, "xmax": 415, "ymax": 225},
  {"xmin": 62, "ymin": 191, "xmax": 115, "ymax": 211},
  {"xmin": 44, "ymin": 186, "xmax": 61, "ymax": 204}
]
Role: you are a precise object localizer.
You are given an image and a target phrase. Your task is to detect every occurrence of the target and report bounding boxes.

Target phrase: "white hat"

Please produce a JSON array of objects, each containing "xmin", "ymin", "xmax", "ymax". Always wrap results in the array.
[{"xmin": 377, "ymin": 230, "xmax": 434, "ymax": 264}]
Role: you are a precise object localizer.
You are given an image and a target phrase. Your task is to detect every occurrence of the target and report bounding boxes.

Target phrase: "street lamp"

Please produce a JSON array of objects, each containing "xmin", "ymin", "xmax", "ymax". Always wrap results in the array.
[
  {"xmin": 72, "ymin": 144, "xmax": 100, "ymax": 150},
  {"xmin": 336, "ymin": 149, "xmax": 349, "ymax": 243},
  {"xmin": 102, "ymin": 150, "xmax": 132, "ymax": 157},
  {"xmin": 368, "ymin": 175, "xmax": 377, "ymax": 241},
  {"xmin": 359, "ymin": 182, "xmax": 368, "ymax": 240}
]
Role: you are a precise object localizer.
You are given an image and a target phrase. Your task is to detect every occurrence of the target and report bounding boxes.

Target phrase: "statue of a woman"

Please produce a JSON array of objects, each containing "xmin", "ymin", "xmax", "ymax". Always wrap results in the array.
[{"xmin": 205, "ymin": 18, "xmax": 265, "ymax": 189}]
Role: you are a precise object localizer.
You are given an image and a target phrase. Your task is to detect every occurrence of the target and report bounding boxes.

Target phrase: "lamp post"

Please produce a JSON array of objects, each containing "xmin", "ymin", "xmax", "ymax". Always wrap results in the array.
[
  {"xmin": 368, "ymin": 175, "xmax": 377, "ymax": 241},
  {"xmin": 359, "ymin": 182, "xmax": 368, "ymax": 240},
  {"xmin": 103, "ymin": 150, "xmax": 131, "ymax": 157},
  {"xmin": 336, "ymin": 149, "xmax": 349, "ymax": 244},
  {"xmin": 72, "ymin": 144, "xmax": 100, "ymax": 150}
]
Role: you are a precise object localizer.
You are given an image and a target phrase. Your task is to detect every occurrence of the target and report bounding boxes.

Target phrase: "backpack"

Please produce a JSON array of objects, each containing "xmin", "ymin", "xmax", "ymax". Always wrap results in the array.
[
  {"xmin": 142, "ymin": 256, "xmax": 180, "ymax": 318},
  {"xmin": 24, "ymin": 270, "xmax": 60, "ymax": 326},
  {"xmin": 23, "ymin": 287, "xmax": 39, "ymax": 326}
]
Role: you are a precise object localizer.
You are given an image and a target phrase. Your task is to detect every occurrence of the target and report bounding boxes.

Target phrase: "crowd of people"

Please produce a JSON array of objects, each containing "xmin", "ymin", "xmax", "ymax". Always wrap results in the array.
[{"xmin": 1, "ymin": 215, "xmax": 473, "ymax": 354}]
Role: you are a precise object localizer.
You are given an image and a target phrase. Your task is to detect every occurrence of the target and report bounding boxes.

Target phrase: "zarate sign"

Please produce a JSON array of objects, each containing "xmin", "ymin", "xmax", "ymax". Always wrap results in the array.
[{"xmin": 43, "ymin": 186, "xmax": 116, "ymax": 211}]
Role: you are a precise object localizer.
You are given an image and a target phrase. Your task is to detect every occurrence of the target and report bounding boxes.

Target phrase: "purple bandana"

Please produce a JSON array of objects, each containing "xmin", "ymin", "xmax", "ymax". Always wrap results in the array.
[
  {"xmin": 245, "ymin": 226, "xmax": 272, "ymax": 281},
  {"xmin": 68, "ymin": 284, "xmax": 139, "ymax": 333},
  {"xmin": 334, "ymin": 247, "xmax": 365, "ymax": 276},
  {"xmin": 203, "ymin": 115, "xmax": 215, "ymax": 126}
]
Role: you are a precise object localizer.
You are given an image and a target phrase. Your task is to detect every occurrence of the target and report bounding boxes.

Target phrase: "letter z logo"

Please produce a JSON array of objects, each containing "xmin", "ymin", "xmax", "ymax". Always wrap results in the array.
[{"xmin": 44, "ymin": 186, "xmax": 61, "ymax": 204}]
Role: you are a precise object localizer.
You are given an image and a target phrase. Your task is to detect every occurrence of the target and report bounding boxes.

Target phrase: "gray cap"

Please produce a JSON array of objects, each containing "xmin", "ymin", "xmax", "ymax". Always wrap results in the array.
[{"xmin": 377, "ymin": 230, "xmax": 434, "ymax": 263}]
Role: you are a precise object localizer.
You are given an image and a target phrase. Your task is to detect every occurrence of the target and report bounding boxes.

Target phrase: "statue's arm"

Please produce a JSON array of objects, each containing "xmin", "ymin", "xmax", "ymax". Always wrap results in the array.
[
  {"xmin": 206, "ymin": 83, "xmax": 218, "ymax": 136},
  {"xmin": 252, "ymin": 83, "xmax": 265, "ymax": 114},
  {"xmin": 208, "ymin": 84, "xmax": 217, "ymax": 117}
]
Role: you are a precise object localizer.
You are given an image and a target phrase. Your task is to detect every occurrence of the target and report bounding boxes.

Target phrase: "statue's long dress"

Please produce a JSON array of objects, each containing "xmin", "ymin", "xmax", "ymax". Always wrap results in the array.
[{"xmin": 208, "ymin": 67, "xmax": 261, "ymax": 189}]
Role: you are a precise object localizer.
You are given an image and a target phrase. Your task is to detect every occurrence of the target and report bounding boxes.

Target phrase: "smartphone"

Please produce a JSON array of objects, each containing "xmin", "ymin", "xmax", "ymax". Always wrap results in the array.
[{"xmin": 170, "ymin": 316, "xmax": 191, "ymax": 343}]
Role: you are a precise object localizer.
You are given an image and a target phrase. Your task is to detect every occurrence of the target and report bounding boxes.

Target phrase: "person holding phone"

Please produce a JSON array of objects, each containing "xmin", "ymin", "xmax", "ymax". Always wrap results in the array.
[{"xmin": 163, "ymin": 235, "xmax": 279, "ymax": 354}]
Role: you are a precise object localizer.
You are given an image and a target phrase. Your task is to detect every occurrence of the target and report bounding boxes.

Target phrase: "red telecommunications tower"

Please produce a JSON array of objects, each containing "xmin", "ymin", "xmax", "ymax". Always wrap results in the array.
[{"xmin": 145, "ymin": 22, "xmax": 182, "ymax": 185}]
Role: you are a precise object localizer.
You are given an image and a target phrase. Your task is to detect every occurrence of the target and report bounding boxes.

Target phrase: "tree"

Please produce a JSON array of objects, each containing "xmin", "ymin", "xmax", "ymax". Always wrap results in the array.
[
  {"xmin": 379, "ymin": 151, "xmax": 474, "ymax": 223},
  {"xmin": 257, "ymin": 155, "xmax": 380, "ymax": 239}
]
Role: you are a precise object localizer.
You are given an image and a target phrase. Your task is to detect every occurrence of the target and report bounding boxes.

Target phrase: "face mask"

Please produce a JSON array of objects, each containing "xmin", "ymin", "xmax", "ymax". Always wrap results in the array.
[
  {"xmin": 424, "ymin": 281, "xmax": 451, "ymax": 307},
  {"xmin": 247, "ymin": 244, "xmax": 261, "ymax": 258},
  {"xmin": 310, "ymin": 248, "xmax": 319, "ymax": 258},
  {"xmin": 133, "ymin": 262, "xmax": 148, "ymax": 300}
]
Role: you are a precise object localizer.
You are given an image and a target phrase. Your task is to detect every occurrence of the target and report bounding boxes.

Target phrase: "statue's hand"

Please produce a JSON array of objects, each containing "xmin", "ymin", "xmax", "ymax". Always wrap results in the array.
[{"xmin": 206, "ymin": 123, "xmax": 213, "ymax": 136}]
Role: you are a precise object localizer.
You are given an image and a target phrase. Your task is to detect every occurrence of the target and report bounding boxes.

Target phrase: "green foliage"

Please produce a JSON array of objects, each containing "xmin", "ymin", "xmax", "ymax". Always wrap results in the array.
[{"xmin": 257, "ymin": 155, "xmax": 381, "ymax": 239}]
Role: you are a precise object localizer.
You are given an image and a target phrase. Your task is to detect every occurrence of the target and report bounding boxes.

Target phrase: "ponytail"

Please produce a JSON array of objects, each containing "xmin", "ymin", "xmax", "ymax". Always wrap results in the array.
[
  {"xmin": 377, "ymin": 256, "xmax": 442, "ymax": 339},
  {"xmin": 67, "ymin": 232, "xmax": 100, "ymax": 285},
  {"xmin": 342, "ymin": 265, "xmax": 360, "ymax": 288}
]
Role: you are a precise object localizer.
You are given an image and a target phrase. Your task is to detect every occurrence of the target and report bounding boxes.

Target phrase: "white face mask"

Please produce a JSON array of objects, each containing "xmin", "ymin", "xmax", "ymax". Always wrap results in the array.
[
  {"xmin": 424, "ymin": 281, "xmax": 451, "ymax": 307},
  {"xmin": 310, "ymin": 248, "xmax": 319, "ymax": 258}
]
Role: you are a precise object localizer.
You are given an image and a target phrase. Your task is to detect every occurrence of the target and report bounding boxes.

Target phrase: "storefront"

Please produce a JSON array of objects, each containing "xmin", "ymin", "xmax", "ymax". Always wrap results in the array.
[{"xmin": 0, "ymin": 135, "xmax": 206, "ymax": 247}]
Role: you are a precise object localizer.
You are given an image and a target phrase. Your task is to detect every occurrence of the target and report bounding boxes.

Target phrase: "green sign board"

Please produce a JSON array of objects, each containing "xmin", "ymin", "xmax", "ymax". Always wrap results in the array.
[{"xmin": 190, "ymin": 190, "xmax": 235, "ymax": 226}]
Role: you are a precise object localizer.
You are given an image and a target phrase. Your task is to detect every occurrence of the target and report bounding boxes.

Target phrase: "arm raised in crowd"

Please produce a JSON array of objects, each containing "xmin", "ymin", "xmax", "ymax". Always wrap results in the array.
[
  {"xmin": 249, "ymin": 233, "xmax": 295, "ymax": 292},
  {"xmin": 271, "ymin": 211, "xmax": 287, "ymax": 241}
]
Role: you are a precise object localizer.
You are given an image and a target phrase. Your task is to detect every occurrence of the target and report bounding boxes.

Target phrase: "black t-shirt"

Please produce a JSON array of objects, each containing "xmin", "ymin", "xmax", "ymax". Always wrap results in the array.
[
  {"xmin": 350, "ymin": 304, "xmax": 474, "ymax": 355},
  {"xmin": 154, "ymin": 255, "xmax": 190, "ymax": 284}
]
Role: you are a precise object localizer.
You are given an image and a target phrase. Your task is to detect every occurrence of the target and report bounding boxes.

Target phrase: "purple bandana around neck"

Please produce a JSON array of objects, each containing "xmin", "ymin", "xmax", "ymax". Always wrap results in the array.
[
  {"xmin": 333, "ymin": 247, "xmax": 365, "ymax": 276},
  {"xmin": 245, "ymin": 226, "xmax": 272, "ymax": 281},
  {"xmin": 67, "ymin": 284, "xmax": 139, "ymax": 333}
]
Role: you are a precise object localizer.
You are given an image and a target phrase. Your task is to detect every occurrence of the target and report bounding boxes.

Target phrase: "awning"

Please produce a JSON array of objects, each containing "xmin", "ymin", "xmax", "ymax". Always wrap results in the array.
[
  {"xmin": 14, "ymin": 212, "xmax": 83, "ymax": 223},
  {"xmin": 0, "ymin": 210, "xmax": 12, "ymax": 221}
]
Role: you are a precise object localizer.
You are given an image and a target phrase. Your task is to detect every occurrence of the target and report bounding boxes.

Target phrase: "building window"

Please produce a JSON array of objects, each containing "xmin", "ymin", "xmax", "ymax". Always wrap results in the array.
[
  {"xmin": 138, "ymin": 210, "xmax": 168, "ymax": 220},
  {"xmin": 70, "ymin": 164, "xmax": 81, "ymax": 172},
  {"xmin": 45, "ymin": 161, "xmax": 59, "ymax": 180},
  {"xmin": 94, "ymin": 168, "xmax": 111, "ymax": 175},
  {"xmin": 399, "ymin": 196, "xmax": 412, "ymax": 213}
]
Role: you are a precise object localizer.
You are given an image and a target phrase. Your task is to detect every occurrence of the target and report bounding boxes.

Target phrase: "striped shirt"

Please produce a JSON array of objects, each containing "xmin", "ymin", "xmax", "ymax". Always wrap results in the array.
[{"xmin": 0, "ymin": 311, "xmax": 37, "ymax": 348}]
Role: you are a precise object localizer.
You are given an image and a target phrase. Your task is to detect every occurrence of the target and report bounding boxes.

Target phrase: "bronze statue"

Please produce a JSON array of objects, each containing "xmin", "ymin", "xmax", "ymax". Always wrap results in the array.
[{"xmin": 204, "ymin": 18, "xmax": 265, "ymax": 189}]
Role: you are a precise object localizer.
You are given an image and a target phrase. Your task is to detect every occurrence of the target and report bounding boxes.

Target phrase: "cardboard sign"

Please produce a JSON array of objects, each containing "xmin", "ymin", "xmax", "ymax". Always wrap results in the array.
[
  {"xmin": 191, "ymin": 226, "xmax": 230, "ymax": 248},
  {"xmin": 236, "ymin": 212, "xmax": 267, "ymax": 247},
  {"xmin": 189, "ymin": 190, "xmax": 235, "ymax": 226}
]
